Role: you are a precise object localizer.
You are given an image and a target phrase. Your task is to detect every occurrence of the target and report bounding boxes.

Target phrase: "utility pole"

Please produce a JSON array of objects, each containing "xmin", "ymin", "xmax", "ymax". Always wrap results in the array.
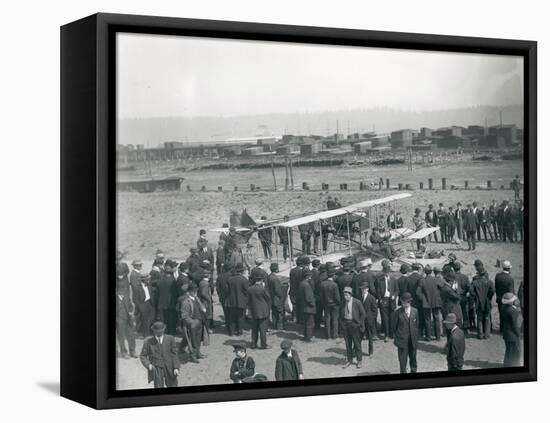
[{"xmin": 336, "ymin": 120, "xmax": 339, "ymax": 144}]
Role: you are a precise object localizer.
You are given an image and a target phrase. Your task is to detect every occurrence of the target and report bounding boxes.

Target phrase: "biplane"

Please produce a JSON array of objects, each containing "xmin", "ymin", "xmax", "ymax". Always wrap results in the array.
[
  {"xmin": 208, "ymin": 193, "xmax": 448, "ymax": 276},
  {"xmin": 268, "ymin": 193, "xmax": 448, "ymax": 275}
]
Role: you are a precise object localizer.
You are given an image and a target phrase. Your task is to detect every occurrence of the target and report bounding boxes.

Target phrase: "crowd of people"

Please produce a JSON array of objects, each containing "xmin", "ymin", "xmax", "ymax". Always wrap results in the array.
[{"xmin": 116, "ymin": 218, "xmax": 524, "ymax": 388}]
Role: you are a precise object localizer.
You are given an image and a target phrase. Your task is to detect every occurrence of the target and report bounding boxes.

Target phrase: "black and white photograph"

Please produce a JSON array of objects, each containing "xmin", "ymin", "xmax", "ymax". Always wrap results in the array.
[{"xmin": 114, "ymin": 31, "xmax": 527, "ymax": 391}]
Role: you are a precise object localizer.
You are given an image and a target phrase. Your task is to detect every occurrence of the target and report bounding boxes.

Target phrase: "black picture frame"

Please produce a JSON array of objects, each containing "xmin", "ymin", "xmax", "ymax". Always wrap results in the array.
[{"xmin": 60, "ymin": 12, "xmax": 537, "ymax": 409}]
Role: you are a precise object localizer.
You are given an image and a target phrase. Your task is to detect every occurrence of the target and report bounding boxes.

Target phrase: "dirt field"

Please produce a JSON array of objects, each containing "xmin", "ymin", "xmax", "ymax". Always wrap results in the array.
[{"xmin": 116, "ymin": 160, "xmax": 524, "ymax": 390}]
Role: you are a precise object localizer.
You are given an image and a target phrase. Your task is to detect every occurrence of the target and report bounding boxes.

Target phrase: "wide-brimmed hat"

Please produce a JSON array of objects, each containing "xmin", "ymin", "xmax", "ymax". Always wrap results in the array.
[
  {"xmin": 151, "ymin": 321, "xmax": 166, "ymax": 331},
  {"xmin": 502, "ymin": 260, "xmax": 512, "ymax": 270},
  {"xmin": 164, "ymin": 259, "xmax": 178, "ymax": 268},
  {"xmin": 442, "ymin": 313, "xmax": 458, "ymax": 325},
  {"xmin": 343, "ymin": 286, "xmax": 353, "ymax": 294},
  {"xmin": 400, "ymin": 292, "xmax": 413, "ymax": 303},
  {"xmin": 234, "ymin": 262, "xmax": 245, "ymax": 272},
  {"xmin": 400, "ymin": 263, "xmax": 410, "ymax": 274},
  {"xmin": 360, "ymin": 280, "xmax": 370, "ymax": 289},
  {"xmin": 131, "ymin": 259, "xmax": 143, "ymax": 266},
  {"xmin": 502, "ymin": 292, "xmax": 518, "ymax": 305}
]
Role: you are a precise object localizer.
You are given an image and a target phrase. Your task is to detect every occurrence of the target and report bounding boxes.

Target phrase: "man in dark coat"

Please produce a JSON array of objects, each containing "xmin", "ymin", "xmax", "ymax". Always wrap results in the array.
[
  {"xmin": 258, "ymin": 218, "xmax": 273, "ymax": 260},
  {"xmin": 229, "ymin": 342, "xmax": 255, "ymax": 383},
  {"xmin": 155, "ymin": 259, "xmax": 178, "ymax": 335},
  {"xmin": 132, "ymin": 271, "xmax": 155, "ymax": 338},
  {"xmin": 495, "ymin": 260, "xmax": 515, "ymax": 333},
  {"xmin": 186, "ymin": 248, "xmax": 202, "ymax": 275},
  {"xmin": 440, "ymin": 265, "xmax": 463, "ymax": 328},
  {"xmin": 216, "ymin": 240, "xmax": 226, "ymax": 276},
  {"xmin": 225, "ymin": 263, "xmax": 249, "ymax": 336},
  {"xmin": 443, "ymin": 313, "xmax": 465, "ymax": 370},
  {"xmin": 392, "ymin": 292, "xmax": 419, "ymax": 373},
  {"xmin": 321, "ymin": 266, "xmax": 341, "ymax": 339},
  {"xmin": 215, "ymin": 261, "xmax": 232, "ymax": 332},
  {"xmin": 249, "ymin": 258, "xmax": 269, "ymax": 286},
  {"xmin": 436, "ymin": 203, "xmax": 448, "ymax": 243},
  {"xmin": 247, "ymin": 274, "xmax": 272, "ymax": 349},
  {"xmin": 289, "ymin": 256, "xmax": 305, "ymax": 323},
  {"xmin": 397, "ymin": 263, "xmax": 410, "ymax": 299},
  {"xmin": 417, "ymin": 265, "xmax": 443, "ymax": 341},
  {"xmin": 479, "ymin": 204, "xmax": 493, "ymax": 241},
  {"xmin": 501, "ymin": 293, "xmax": 522, "ymax": 367},
  {"xmin": 336, "ymin": 265, "xmax": 354, "ymax": 299},
  {"xmin": 455, "ymin": 202, "xmax": 465, "ymax": 241},
  {"xmin": 463, "ymin": 204, "xmax": 478, "ymax": 251},
  {"xmin": 267, "ymin": 262, "xmax": 284, "ymax": 330},
  {"xmin": 375, "ymin": 260, "xmax": 399, "ymax": 341},
  {"xmin": 275, "ymin": 340, "xmax": 304, "ymax": 381},
  {"xmin": 116, "ymin": 286, "xmax": 137, "ymax": 358},
  {"xmin": 453, "ymin": 262, "xmax": 471, "ymax": 332},
  {"xmin": 425, "ymin": 204, "xmax": 439, "ymax": 242},
  {"xmin": 406, "ymin": 263, "xmax": 425, "ymax": 337},
  {"xmin": 352, "ymin": 258, "xmax": 377, "ymax": 299},
  {"xmin": 311, "ymin": 259, "xmax": 323, "ymax": 329},
  {"xmin": 298, "ymin": 269, "xmax": 317, "ymax": 342},
  {"xmin": 277, "ymin": 216, "xmax": 291, "ymax": 263},
  {"xmin": 139, "ymin": 321, "xmax": 180, "ymax": 388},
  {"xmin": 340, "ymin": 286, "xmax": 366, "ymax": 368},
  {"xmin": 358, "ymin": 280, "xmax": 378, "ymax": 356},
  {"xmin": 299, "ymin": 222, "xmax": 314, "ymax": 255},
  {"xmin": 179, "ymin": 284, "xmax": 207, "ymax": 363},
  {"xmin": 471, "ymin": 260, "xmax": 495, "ymax": 339}
]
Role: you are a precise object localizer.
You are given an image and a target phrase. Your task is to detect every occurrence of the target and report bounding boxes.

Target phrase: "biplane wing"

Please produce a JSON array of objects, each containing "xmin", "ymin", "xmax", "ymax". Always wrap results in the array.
[{"xmin": 405, "ymin": 226, "xmax": 439, "ymax": 240}]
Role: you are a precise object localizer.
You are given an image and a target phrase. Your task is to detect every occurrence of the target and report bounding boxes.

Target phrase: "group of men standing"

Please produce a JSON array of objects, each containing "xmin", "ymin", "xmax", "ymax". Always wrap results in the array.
[
  {"xmin": 419, "ymin": 200, "xmax": 524, "ymax": 250},
  {"xmin": 116, "ymin": 220, "xmax": 523, "ymax": 387}
]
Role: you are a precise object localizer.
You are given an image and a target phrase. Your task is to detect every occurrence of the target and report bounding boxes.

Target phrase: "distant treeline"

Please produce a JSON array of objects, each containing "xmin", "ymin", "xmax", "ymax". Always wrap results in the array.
[
  {"xmin": 500, "ymin": 153, "xmax": 523, "ymax": 160},
  {"xmin": 192, "ymin": 159, "xmax": 345, "ymax": 171}
]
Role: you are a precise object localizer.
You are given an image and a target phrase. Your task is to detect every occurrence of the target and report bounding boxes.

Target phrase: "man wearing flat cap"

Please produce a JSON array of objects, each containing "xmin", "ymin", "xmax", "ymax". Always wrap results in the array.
[
  {"xmin": 501, "ymin": 292, "xmax": 522, "ymax": 366},
  {"xmin": 139, "ymin": 321, "xmax": 180, "ymax": 388},
  {"xmin": 392, "ymin": 292, "xmax": 419, "ymax": 373},
  {"xmin": 267, "ymin": 262, "xmax": 284, "ymax": 330},
  {"xmin": 375, "ymin": 260, "xmax": 398, "ymax": 341},
  {"xmin": 230, "ymin": 342, "xmax": 256, "ymax": 383},
  {"xmin": 275, "ymin": 340, "xmax": 304, "ymax": 381},
  {"xmin": 340, "ymin": 286, "xmax": 366, "ymax": 368},
  {"xmin": 132, "ymin": 271, "xmax": 155, "ymax": 338},
  {"xmin": 443, "ymin": 313, "xmax": 465, "ymax": 370},
  {"xmin": 471, "ymin": 260, "xmax": 495, "ymax": 339},
  {"xmin": 250, "ymin": 258, "xmax": 268, "ymax": 286},
  {"xmin": 247, "ymin": 273, "xmax": 271, "ymax": 349},
  {"xmin": 186, "ymin": 247, "xmax": 202, "ymax": 275},
  {"xmin": 198, "ymin": 270, "xmax": 213, "ymax": 334},
  {"xmin": 495, "ymin": 260, "xmax": 515, "ymax": 333},
  {"xmin": 225, "ymin": 262, "xmax": 249, "ymax": 336}
]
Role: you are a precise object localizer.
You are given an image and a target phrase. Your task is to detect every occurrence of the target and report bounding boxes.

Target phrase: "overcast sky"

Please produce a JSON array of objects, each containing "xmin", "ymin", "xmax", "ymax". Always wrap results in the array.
[{"xmin": 117, "ymin": 32, "xmax": 523, "ymax": 120}]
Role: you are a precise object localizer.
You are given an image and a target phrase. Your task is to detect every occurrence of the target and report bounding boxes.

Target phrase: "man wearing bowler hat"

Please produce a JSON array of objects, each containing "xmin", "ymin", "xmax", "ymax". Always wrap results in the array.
[
  {"xmin": 179, "ymin": 283, "xmax": 207, "ymax": 363},
  {"xmin": 375, "ymin": 260, "xmax": 398, "ymax": 341},
  {"xmin": 247, "ymin": 272, "xmax": 271, "ymax": 349},
  {"xmin": 443, "ymin": 313, "xmax": 465, "ymax": 370},
  {"xmin": 392, "ymin": 292, "xmax": 419, "ymax": 373},
  {"xmin": 358, "ymin": 279, "xmax": 378, "ymax": 357},
  {"xmin": 340, "ymin": 286, "xmax": 366, "ymax": 369},
  {"xmin": 501, "ymin": 292, "xmax": 522, "ymax": 367},
  {"xmin": 225, "ymin": 262, "xmax": 249, "ymax": 336},
  {"xmin": 229, "ymin": 341, "xmax": 256, "ymax": 383},
  {"xmin": 471, "ymin": 260, "xmax": 494, "ymax": 339},
  {"xmin": 495, "ymin": 260, "xmax": 515, "ymax": 333},
  {"xmin": 139, "ymin": 321, "xmax": 180, "ymax": 388},
  {"xmin": 132, "ymin": 270, "xmax": 155, "ymax": 338},
  {"xmin": 275, "ymin": 340, "xmax": 304, "ymax": 381},
  {"xmin": 267, "ymin": 262, "xmax": 284, "ymax": 330},
  {"xmin": 129, "ymin": 259, "xmax": 144, "ymax": 290}
]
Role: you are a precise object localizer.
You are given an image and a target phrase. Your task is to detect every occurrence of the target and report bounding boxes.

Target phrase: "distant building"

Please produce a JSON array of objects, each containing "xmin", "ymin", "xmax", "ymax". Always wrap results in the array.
[
  {"xmin": 300, "ymin": 143, "xmax": 322, "ymax": 155},
  {"xmin": 164, "ymin": 141, "xmax": 185, "ymax": 149},
  {"xmin": 488, "ymin": 125, "xmax": 518, "ymax": 146},
  {"xmin": 242, "ymin": 146, "xmax": 264, "ymax": 156},
  {"xmin": 420, "ymin": 127, "xmax": 432, "ymax": 138},
  {"xmin": 354, "ymin": 141, "xmax": 373, "ymax": 154},
  {"xmin": 433, "ymin": 126, "xmax": 463, "ymax": 138},
  {"xmin": 390, "ymin": 129, "xmax": 413, "ymax": 148}
]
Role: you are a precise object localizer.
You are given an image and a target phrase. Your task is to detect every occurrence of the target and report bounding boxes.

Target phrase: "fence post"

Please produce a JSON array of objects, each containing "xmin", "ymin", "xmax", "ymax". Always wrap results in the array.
[
  {"xmin": 386, "ymin": 178, "xmax": 390, "ymax": 189},
  {"xmin": 218, "ymin": 186, "xmax": 223, "ymax": 192},
  {"xmin": 442, "ymin": 178, "xmax": 446, "ymax": 190},
  {"xmin": 487, "ymin": 180, "xmax": 492, "ymax": 189},
  {"xmin": 250, "ymin": 184, "xmax": 255, "ymax": 191},
  {"xmin": 428, "ymin": 178, "xmax": 433, "ymax": 190},
  {"xmin": 464, "ymin": 180, "xmax": 468, "ymax": 189},
  {"xmin": 419, "ymin": 182, "xmax": 424, "ymax": 190}
]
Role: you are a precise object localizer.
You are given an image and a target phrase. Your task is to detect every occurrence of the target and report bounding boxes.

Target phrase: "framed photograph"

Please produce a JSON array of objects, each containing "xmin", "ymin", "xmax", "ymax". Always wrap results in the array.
[{"xmin": 61, "ymin": 13, "xmax": 537, "ymax": 409}]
